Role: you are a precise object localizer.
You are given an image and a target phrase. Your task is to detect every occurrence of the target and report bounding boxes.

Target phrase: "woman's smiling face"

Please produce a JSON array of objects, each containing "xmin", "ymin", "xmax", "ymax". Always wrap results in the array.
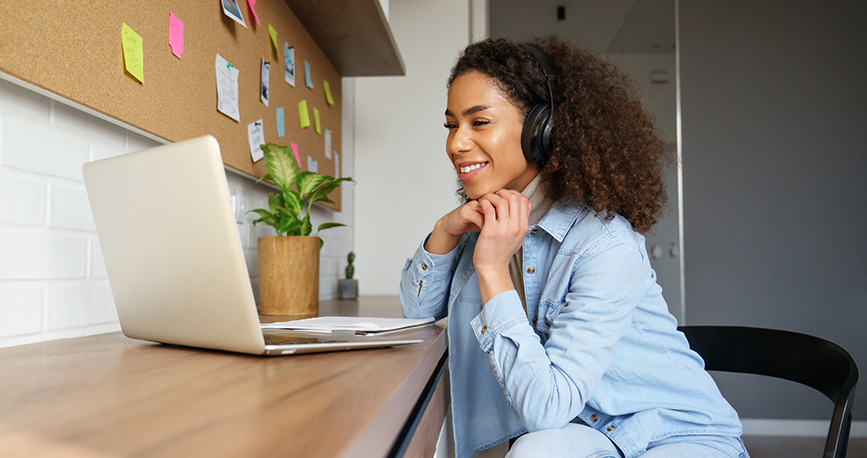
[{"xmin": 445, "ymin": 71, "xmax": 540, "ymax": 200}]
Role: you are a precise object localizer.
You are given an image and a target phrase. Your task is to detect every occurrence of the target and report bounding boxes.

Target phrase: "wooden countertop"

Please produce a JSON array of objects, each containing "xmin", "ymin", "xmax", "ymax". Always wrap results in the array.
[{"xmin": 0, "ymin": 296, "xmax": 448, "ymax": 458}]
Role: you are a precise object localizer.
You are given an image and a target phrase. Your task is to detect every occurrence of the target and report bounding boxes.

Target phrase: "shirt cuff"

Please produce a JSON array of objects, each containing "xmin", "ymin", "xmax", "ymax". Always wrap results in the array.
[
  {"xmin": 471, "ymin": 289, "xmax": 529, "ymax": 352},
  {"xmin": 411, "ymin": 234, "xmax": 459, "ymax": 278}
]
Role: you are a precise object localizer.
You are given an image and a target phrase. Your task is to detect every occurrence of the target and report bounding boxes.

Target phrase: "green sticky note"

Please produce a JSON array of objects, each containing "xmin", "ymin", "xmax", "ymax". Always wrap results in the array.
[
  {"xmin": 298, "ymin": 100, "xmax": 310, "ymax": 128},
  {"xmin": 323, "ymin": 80, "xmax": 334, "ymax": 105},
  {"xmin": 313, "ymin": 107, "xmax": 321, "ymax": 134},
  {"xmin": 121, "ymin": 23, "xmax": 144, "ymax": 83},
  {"xmin": 268, "ymin": 24, "xmax": 278, "ymax": 52}
]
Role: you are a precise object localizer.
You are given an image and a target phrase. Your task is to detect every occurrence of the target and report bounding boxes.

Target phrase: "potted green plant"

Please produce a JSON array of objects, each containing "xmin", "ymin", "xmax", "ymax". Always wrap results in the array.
[{"xmin": 248, "ymin": 143, "xmax": 353, "ymax": 315}]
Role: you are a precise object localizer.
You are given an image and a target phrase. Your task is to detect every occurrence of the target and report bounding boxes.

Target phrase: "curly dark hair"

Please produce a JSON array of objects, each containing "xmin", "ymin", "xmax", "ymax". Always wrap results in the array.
[{"xmin": 448, "ymin": 37, "xmax": 670, "ymax": 234}]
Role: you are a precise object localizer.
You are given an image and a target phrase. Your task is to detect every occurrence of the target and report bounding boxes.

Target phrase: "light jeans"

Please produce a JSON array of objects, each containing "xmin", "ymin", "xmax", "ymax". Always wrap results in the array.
[{"xmin": 505, "ymin": 423, "xmax": 750, "ymax": 458}]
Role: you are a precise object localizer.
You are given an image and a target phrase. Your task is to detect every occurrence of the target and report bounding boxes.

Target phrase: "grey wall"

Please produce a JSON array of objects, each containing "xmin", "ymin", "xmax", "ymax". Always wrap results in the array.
[{"xmin": 680, "ymin": 0, "xmax": 867, "ymax": 420}]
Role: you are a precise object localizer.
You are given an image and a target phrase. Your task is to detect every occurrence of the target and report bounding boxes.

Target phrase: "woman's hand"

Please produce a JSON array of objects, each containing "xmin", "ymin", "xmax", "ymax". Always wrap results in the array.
[
  {"xmin": 474, "ymin": 190, "xmax": 531, "ymax": 304},
  {"xmin": 424, "ymin": 200, "xmax": 485, "ymax": 255}
]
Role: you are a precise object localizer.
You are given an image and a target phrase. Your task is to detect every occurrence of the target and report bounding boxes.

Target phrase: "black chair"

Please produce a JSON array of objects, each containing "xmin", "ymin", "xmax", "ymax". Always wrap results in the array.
[{"xmin": 678, "ymin": 326, "xmax": 858, "ymax": 458}]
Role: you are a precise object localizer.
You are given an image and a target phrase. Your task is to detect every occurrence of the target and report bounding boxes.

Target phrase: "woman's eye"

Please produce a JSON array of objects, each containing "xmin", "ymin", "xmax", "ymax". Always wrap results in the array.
[
  {"xmin": 473, "ymin": 119, "xmax": 490, "ymax": 127},
  {"xmin": 444, "ymin": 122, "xmax": 457, "ymax": 129}
]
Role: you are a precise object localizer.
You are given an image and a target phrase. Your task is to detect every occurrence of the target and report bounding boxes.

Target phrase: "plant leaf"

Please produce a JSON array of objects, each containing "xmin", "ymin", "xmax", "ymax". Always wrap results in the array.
[
  {"xmin": 283, "ymin": 190, "xmax": 303, "ymax": 216},
  {"xmin": 315, "ymin": 222, "xmax": 346, "ymax": 235},
  {"xmin": 300, "ymin": 214, "xmax": 312, "ymax": 236},
  {"xmin": 261, "ymin": 143, "xmax": 299, "ymax": 191},
  {"xmin": 268, "ymin": 193, "xmax": 285, "ymax": 213},
  {"xmin": 255, "ymin": 173, "xmax": 272, "ymax": 185},
  {"xmin": 306, "ymin": 177, "xmax": 352, "ymax": 204},
  {"xmin": 297, "ymin": 172, "xmax": 329, "ymax": 197}
]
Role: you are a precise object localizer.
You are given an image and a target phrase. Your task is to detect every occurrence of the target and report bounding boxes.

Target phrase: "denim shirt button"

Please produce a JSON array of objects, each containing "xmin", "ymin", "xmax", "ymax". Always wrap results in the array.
[
  {"xmin": 421, "ymin": 263, "xmax": 428, "ymax": 270},
  {"xmin": 545, "ymin": 319, "xmax": 550, "ymax": 327},
  {"xmin": 526, "ymin": 266, "xmax": 535, "ymax": 274},
  {"xmin": 607, "ymin": 425, "xmax": 615, "ymax": 432},
  {"xmin": 532, "ymin": 317, "xmax": 538, "ymax": 325},
  {"xmin": 481, "ymin": 325, "xmax": 487, "ymax": 335},
  {"xmin": 530, "ymin": 229, "xmax": 539, "ymax": 235},
  {"xmin": 590, "ymin": 414, "xmax": 598, "ymax": 422}
]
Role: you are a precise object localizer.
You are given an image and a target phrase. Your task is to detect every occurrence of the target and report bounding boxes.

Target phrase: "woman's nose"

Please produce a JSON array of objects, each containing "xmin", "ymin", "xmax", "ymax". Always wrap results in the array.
[{"xmin": 447, "ymin": 125, "xmax": 472, "ymax": 155}]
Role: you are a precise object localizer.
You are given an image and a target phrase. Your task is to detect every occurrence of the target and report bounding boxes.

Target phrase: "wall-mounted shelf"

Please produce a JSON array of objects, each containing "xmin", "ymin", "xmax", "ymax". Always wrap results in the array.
[{"xmin": 285, "ymin": 0, "xmax": 405, "ymax": 76}]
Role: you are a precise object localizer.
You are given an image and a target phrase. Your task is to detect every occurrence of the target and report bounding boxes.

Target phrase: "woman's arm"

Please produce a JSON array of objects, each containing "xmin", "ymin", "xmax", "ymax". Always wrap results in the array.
[
  {"xmin": 473, "ymin": 234, "xmax": 646, "ymax": 431},
  {"xmin": 400, "ymin": 201, "xmax": 485, "ymax": 320}
]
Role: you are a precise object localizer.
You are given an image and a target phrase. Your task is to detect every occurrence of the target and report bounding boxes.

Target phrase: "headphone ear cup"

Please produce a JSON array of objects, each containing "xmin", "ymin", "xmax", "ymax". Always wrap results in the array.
[{"xmin": 521, "ymin": 103, "xmax": 551, "ymax": 165}]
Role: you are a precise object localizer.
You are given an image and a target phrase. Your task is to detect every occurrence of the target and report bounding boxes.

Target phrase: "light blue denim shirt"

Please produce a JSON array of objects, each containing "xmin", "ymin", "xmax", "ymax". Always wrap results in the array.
[{"xmin": 400, "ymin": 200, "xmax": 742, "ymax": 458}]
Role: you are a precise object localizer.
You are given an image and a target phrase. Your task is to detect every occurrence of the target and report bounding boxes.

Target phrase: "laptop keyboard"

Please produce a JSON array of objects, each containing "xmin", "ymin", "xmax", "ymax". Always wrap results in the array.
[{"xmin": 263, "ymin": 333, "xmax": 342, "ymax": 345}]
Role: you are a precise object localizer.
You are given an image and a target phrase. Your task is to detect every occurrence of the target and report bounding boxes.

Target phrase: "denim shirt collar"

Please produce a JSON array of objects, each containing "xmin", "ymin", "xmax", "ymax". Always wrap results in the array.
[{"xmin": 537, "ymin": 199, "xmax": 585, "ymax": 243}]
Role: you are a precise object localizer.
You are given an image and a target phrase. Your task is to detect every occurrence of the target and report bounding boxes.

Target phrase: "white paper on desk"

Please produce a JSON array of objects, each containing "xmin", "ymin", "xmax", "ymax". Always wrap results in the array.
[{"xmin": 261, "ymin": 316, "xmax": 435, "ymax": 334}]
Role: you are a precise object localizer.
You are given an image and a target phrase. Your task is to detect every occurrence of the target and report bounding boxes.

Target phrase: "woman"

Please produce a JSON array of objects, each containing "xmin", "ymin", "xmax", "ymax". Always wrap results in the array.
[{"xmin": 399, "ymin": 37, "xmax": 748, "ymax": 458}]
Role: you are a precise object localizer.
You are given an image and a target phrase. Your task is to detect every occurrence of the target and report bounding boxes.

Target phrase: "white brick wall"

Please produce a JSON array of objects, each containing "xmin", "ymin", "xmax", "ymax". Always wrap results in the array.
[{"xmin": 0, "ymin": 76, "xmax": 355, "ymax": 348}]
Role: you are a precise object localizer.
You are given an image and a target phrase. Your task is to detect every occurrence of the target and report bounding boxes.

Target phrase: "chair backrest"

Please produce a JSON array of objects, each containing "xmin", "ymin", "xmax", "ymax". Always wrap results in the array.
[{"xmin": 678, "ymin": 326, "xmax": 858, "ymax": 458}]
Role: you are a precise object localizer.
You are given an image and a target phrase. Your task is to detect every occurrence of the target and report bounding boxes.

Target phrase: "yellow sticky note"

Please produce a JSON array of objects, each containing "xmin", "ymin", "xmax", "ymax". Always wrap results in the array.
[
  {"xmin": 298, "ymin": 100, "xmax": 310, "ymax": 128},
  {"xmin": 268, "ymin": 24, "xmax": 278, "ymax": 52},
  {"xmin": 323, "ymin": 80, "xmax": 334, "ymax": 105},
  {"xmin": 313, "ymin": 107, "xmax": 321, "ymax": 134},
  {"xmin": 121, "ymin": 23, "xmax": 144, "ymax": 83}
]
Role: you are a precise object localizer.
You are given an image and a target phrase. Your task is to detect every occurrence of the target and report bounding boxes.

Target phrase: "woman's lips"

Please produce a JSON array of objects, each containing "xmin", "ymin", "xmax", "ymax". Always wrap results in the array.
[{"xmin": 457, "ymin": 162, "xmax": 488, "ymax": 182}]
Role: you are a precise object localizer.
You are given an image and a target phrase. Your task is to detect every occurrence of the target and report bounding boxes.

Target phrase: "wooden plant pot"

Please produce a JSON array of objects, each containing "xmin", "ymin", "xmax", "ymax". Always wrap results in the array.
[{"xmin": 257, "ymin": 236, "xmax": 320, "ymax": 316}]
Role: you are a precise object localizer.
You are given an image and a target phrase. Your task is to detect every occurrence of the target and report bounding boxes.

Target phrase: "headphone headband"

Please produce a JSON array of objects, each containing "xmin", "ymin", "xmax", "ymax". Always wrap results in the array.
[{"xmin": 523, "ymin": 45, "xmax": 558, "ymax": 113}]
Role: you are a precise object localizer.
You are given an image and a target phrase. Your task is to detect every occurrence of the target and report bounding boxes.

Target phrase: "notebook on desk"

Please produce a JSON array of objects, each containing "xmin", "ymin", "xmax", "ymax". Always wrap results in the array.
[{"xmin": 83, "ymin": 135, "xmax": 423, "ymax": 356}]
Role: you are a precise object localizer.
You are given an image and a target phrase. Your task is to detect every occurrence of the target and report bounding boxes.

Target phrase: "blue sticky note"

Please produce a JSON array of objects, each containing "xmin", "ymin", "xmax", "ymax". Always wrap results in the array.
[
  {"xmin": 304, "ymin": 60, "xmax": 313, "ymax": 89},
  {"xmin": 276, "ymin": 107, "xmax": 285, "ymax": 137}
]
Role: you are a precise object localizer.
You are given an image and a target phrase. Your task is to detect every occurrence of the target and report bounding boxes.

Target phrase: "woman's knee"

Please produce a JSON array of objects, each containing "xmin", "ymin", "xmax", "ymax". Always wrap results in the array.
[{"xmin": 505, "ymin": 424, "xmax": 621, "ymax": 458}]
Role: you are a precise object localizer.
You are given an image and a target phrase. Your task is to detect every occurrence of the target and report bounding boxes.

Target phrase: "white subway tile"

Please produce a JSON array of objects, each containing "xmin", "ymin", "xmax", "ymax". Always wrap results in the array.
[
  {"xmin": 49, "ymin": 183, "xmax": 95, "ymax": 231},
  {"xmin": 0, "ymin": 172, "xmax": 46, "ymax": 226},
  {"xmin": 0, "ymin": 232, "xmax": 87, "ymax": 279},
  {"xmin": 90, "ymin": 237, "xmax": 107, "ymax": 278},
  {"xmin": 1, "ymin": 117, "xmax": 89, "ymax": 181},
  {"xmin": 0, "ymin": 79, "xmax": 50, "ymax": 121},
  {"xmin": 0, "ymin": 285, "xmax": 43, "ymax": 337},
  {"xmin": 52, "ymin": 102, "xmax": 126, "ymax": 149},
  {"xmin": 46, "ymin": 283, "xmax": 117, "ymax": 330},
  {"xmin": 125, "ymin": 131, "xmax": 160, "ymax": 153}
]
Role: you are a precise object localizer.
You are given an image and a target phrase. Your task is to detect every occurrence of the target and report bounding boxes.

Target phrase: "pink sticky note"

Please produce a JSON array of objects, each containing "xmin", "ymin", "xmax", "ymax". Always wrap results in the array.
[
  {"xmin": 290, "ymin": 142, "xmax": 301, "ymax": 166},
  {"xmin": 168, "ymin": 13, "xmax": 184, "ymax": 58},
  {"xmin": 247, "ymin": 0, "xmax": 261, "ymax": 25}
]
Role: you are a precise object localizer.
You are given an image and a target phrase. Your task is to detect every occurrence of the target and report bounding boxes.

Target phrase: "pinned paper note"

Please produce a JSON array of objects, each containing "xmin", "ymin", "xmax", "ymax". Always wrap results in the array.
[
  {"xmin": 247, "ymin": 0, "xmax": 261, "ymax": 25},
  {"xmin": 222, "ymin": 0, "xmax": 247, "ymax": 27},
  {"xmin": 291, "ymin": 142, "xmax": 301, "ymax": 166},
  {"xmin": 313, "ymin": 107, "xmax": 321, "ymax": 134},
  {"xmin": 121, "ymin": 23, "xmax": 144, "ymax": 83},
  {"xmin": 268, "ymin": 25, "xmax": 278, "ymax": 53},
  {"xmin": 298, "ymin": 100, "xmax": 310, "ymax": 128},
  {"xmin": 304, "ymin": 60, "xmax": 313, "ymax": 88},
  {"xmin": 323, "ymin": 80, "xmax": 334, "ymax": 105},
  {"xmin": 307, "ymin": 156, "xmax": 318, "ymax": 173},
  {"xmin": 248, "ymin": 119, "xmax": 265, "ymax": 162},
  {"xmin": 215, "ymin": 54, "xmax": 240, "ymax": 121},
  {"xmin": 168, "ymin": 13, "xmax": 184, "ymax": 58},
  {"xmin": 260, "ymin": 58, "xmax": 270, "ymax": 106},
  {"xmin": 334, "ymin": 151, "xmax": 341, "ymax": 178},
  {"xmin": 324, "ymin": 129, "xmax": 332, "ymax": 159},
  {"xmin": 276, "ymin": 107, "xmax": 285, "ymax": 137},
  {"xmin": 284, "ymin": 43, "xmax": 295, "ymax": 87}
]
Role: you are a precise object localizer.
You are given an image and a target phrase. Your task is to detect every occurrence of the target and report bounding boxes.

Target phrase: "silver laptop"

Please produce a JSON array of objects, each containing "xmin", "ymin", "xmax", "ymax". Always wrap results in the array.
[{"xmin": 83, "ymin": 135, "xmax": 422, "ymax": 355}]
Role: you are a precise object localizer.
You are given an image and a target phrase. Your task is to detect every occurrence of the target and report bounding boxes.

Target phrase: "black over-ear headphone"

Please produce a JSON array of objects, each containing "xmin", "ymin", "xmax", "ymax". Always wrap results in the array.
[{"xmin": 521, "ymin": 45, "xmax": 559, "ymax": 165}]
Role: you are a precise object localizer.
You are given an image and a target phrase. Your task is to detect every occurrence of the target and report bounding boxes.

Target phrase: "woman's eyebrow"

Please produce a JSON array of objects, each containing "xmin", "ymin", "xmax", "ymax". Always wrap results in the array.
[{"xmin": 444, "ymin": 105, "xmax": 492, "ymax": 118}]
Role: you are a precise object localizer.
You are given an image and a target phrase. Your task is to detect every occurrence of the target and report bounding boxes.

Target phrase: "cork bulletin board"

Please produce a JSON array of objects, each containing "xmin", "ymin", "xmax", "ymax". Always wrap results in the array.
[{"xmin": 0, "ymin": 0, "xmax": 343, "ymax": 208}]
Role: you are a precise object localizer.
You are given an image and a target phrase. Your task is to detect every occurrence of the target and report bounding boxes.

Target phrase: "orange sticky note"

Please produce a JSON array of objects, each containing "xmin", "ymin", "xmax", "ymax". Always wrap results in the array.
[
  {"xmin": 121, "ymin": 23, "xmax": 144, "ymax": 83},
  {"xmin": 298, "ymin": 100, "xmax": 310, "ymax": 128}
]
